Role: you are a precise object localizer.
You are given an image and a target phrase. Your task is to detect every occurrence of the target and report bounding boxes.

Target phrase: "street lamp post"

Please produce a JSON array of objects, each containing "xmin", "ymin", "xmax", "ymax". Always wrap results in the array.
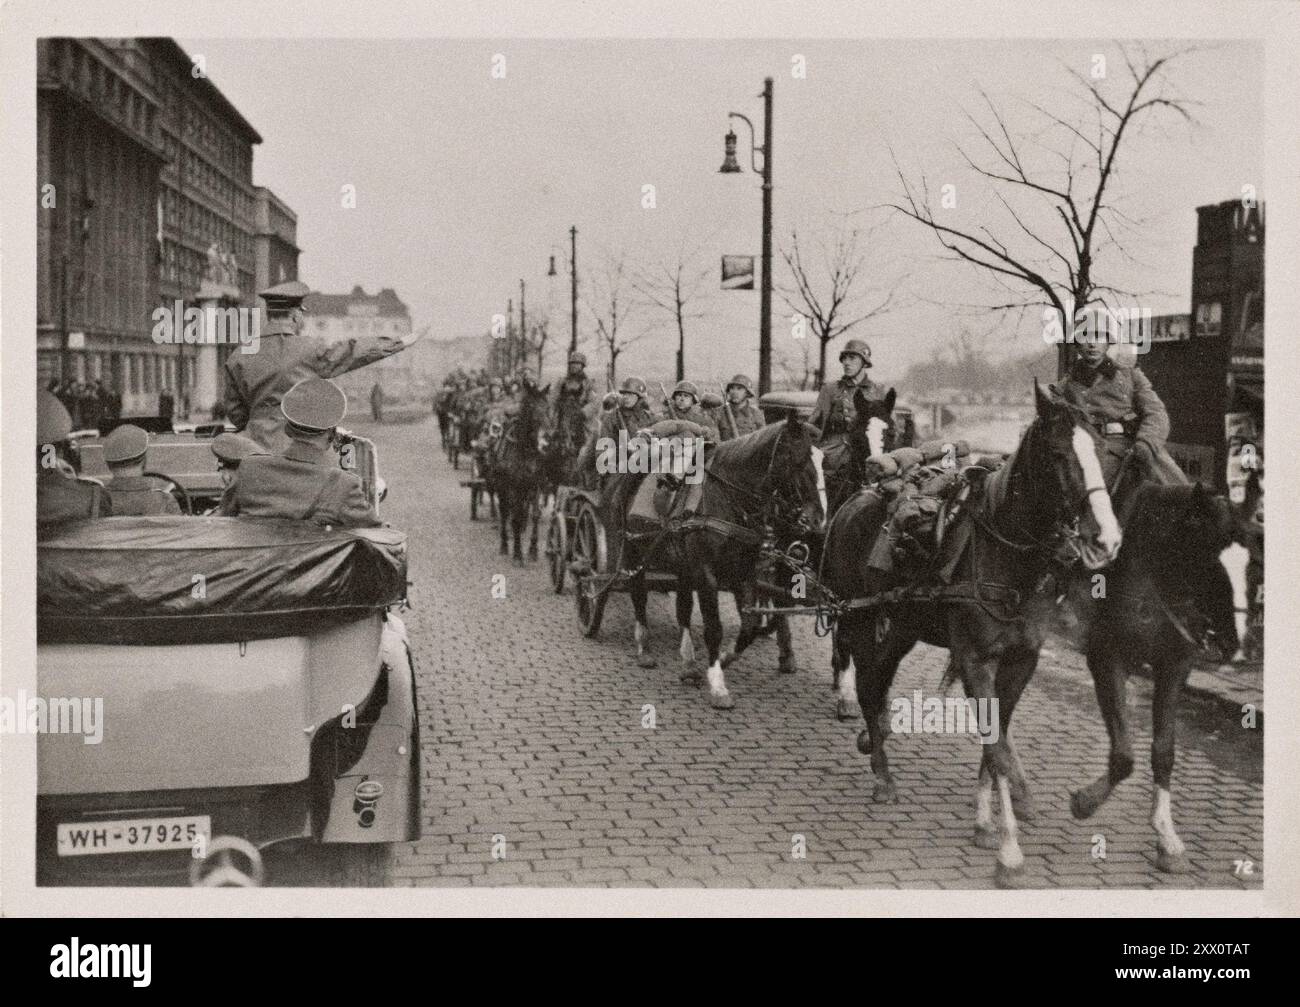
[
  {"xmin": 569, "ymin": 225, "xmax": 578, "ymax": 356},
  {"xmin": 719, "ymin": 76, "xmax": 774, "ymax": 396}
]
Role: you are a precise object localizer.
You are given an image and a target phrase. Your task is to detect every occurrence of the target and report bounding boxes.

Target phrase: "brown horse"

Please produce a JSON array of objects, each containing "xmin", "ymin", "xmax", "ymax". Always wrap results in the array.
[
  {"xmin": 821, "ymin": 383, "xmax": 1122, "ymax": 887},
  {"xmin": 610, "ymin": 413, "xmax": 826, "ymax": 709},
  {"xmin": 1065, "ymin": 480, "xmax": 1247, "ymax": 874},
  {"xmin": 490, "ymin": 384, "xmax": 550, "ymax": 564}
]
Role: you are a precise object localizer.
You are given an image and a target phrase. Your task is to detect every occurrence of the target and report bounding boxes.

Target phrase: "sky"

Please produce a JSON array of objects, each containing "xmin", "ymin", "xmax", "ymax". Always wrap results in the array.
[{"xmin": 183, "ymin": 37, "xmax": 1262, "ymax": 384}]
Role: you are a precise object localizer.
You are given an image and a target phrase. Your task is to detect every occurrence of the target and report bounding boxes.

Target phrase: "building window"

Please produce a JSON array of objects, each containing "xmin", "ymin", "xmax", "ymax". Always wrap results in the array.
[{"xmin": 1196, "ymin": 300, "xmax": 1223, "ymax": 337}]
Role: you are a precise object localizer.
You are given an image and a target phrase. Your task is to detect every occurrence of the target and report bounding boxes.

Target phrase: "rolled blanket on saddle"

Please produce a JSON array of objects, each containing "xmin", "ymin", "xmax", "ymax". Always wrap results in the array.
[
  {"xmin": 635, "ymin": 418, "xmax": 714, "ymax": 441},
  {"xmin": 863, "ymin": 439, "xmax": 970, "ymax": 482}
]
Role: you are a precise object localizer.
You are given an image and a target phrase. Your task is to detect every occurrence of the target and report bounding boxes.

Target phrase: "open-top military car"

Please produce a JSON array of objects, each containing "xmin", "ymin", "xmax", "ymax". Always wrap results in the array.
[{"xmin": 36, "ymin": 432, "xmax": 420, "ymax": 886}]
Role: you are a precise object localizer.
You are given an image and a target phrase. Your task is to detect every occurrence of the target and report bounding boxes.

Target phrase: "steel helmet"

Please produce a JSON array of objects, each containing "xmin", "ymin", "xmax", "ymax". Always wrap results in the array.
[
  {"xmin": 568, "ymin": 351, "xmax": 587, "ymax": 366},
  {"xmin": 839, "ymin": 339, "xmax": 872, "ymax": 367},
  {"xmin": 671, "ymin": 380, "xmax": 699, "ymax": 402},
  {"xmin": 619, "ymin": 376, "xmax": 648, "ymax": 399},
  {"xmin": 726, "ymin": 374, "xmax": 755, "ymax": 397}
]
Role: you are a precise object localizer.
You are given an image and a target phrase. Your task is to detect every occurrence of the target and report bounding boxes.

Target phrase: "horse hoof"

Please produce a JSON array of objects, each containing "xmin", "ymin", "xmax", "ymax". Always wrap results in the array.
[
  {"xmin": 836, "ymin": 699, "xmax": 859, "ymax": 722},
  {"xmin": 1156, "ymin": 848, "xmax": 1193, "ymax": 875},
  {"xmin": 856, "ymin": 730, "xmax": 872, "ymax": 755},
  {"xmin": 1070, "ymin": 790, "xmax": 1099, "ymax": 821},
  {"xmin": 778, "ymin": 658, "xmax": 798, "ymax": 675},
  {"xmin": 719, "ymin": 650, "xmax": 736, "ymax": 670},
  {"xmin": 710, "ymin": 691, "xmax": 735, "ymax": 710},
  {"xmin": 973, "ymin": 825, "xmax": 1001, "ymax": 851},
  {"xmin": 679, "ymin": 669, "xmax": 703, "ymax": 687},
  {"xmin": 636, "ymin": 653, "xmax": 658, "ymax": 670},
  {"xmin": 994, "ymin": 861, "xmax": 1032, "ymax": 890},
  {"xmin": 871, "ymin": 780, "xmax": 897, "ymax": 804}
]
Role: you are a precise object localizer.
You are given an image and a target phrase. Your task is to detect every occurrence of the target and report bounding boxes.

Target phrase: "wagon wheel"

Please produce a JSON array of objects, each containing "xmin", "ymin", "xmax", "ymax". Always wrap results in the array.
[
  {"xmin": 572, "ymin": 499, "xmax": 609, "ymax": 638},
  {"xmin": 546, "ymin": 507, "xmax": 568, "ymax": 593}
]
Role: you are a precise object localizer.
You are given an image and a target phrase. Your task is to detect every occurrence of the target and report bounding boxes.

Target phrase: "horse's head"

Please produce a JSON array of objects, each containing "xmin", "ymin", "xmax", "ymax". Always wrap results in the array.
[
  {"xmin": 515, "ymin": 382, "xmax": 551, "ymax": 453},
  {"xmin": 1028, "ymin": 380, "xmax": 1122, "ymax": 569},
  {"xmin": 768, "ymin": 411, "xmax": 827, "ymax": 535},
  {"xmin": 847, "ymin": 386, "xmax": 898, "ymax": 460}
]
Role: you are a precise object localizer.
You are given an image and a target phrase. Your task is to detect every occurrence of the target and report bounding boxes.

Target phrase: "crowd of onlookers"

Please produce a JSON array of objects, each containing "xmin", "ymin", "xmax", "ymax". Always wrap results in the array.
[{"xmin": 45, "ymin": 378, "xmax": 123, "ymax": 433}]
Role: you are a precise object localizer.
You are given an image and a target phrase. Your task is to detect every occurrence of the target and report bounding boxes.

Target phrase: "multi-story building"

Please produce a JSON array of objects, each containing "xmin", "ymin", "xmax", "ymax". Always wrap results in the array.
[
  {"xmin": 253, "ymin": 186, "xmax": 300, "ymax": 292},
  {"xmin": 36, "ymin": 38, "xmax": 167, "ymax": 407},
  {"xmin": 1141, "ymin": 199, "xmax": 1264, "ymax": 493},
  {"xmin": 36, "ymin": 37, "xmax": 293, "ymax": 421}
]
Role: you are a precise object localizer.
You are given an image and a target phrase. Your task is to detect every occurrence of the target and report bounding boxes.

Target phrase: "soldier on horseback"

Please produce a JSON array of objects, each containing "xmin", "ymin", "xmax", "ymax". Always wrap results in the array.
[
  {"xmin": 1056, "ymin": 340, "xmax": 1182, "ymax": 520},
  {"xmin": 659, "ymin": 380, "xmax": 720, "ymax": 441},
  {"xmin": 709, "ymin": 374, "xmax": 765, "ymax": 441},
  {"xmin": 808, "ymin": 338, "xmax": 889, "ymax": 444},
  {"xmin": 551, "ymin": 351, "xmax": 596, "ymax": 454}
]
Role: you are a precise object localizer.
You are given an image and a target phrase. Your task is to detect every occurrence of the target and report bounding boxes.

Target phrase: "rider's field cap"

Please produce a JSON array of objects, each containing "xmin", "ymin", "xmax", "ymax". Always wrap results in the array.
[
  {"xmin": 258, "ymin": 279, "xmax": 311, "ymax": 311},
  {"xmin": 211, "ymin": 432, "xmax": 265, "ymax": 466},
  {"xmin": 839, "ymin": 338, "xmax": 872, "ymax": 366},
  {"xmin": 103, "ymin": 423, "xmax": 150, "ymax": 464},
  {"xmin": 281, "ymin": 377, "xmax": 347, "ymax": 432},
  {"xmin": 37, "ymin": 389, "xmax": 73, "ymax": 444}
]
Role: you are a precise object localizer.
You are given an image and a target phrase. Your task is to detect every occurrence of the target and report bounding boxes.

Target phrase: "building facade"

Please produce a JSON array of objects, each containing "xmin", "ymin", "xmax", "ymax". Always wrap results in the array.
[
  {"xmin": 36, "ymin": 38, "xmax": 167, "ymax": 408},
  {"xmin": 1140, "ymin": 199, "xmax": 1264, "ymax": 494},
  {"xmin": 253, "ymin": 186, "xmax": 300, "ymax": 292},
  {"xmin": 36, "ymin": 37, "xmax": 293, "ymax": 421}
]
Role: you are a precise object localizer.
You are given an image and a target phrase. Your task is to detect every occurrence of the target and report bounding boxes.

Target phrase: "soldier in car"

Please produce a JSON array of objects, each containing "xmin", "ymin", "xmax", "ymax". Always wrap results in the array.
[
  {"xmin": 222, "ymin": 280, "xmax": 422, "ymax": 453},
  {"xmin": 37, "ymin": 388, "xmax": 112, "ymax": 526},
  {"xmin": 808, "ymin": 338, "xmax": 888, "ymax": 443},
  {"xmin": 102, "ymin": 424, "xmax": 182, "ymax": 515},
  {"xmin": 222, "ymin": 377, "xmax": 380, "ymax": 528},
  {"xmin": 209, "ymin": 432, "xmax": 265, "ymax": 515},
  {"xmin": 709, "ymin": 373, "xmax": 765, "ymax": 441}
]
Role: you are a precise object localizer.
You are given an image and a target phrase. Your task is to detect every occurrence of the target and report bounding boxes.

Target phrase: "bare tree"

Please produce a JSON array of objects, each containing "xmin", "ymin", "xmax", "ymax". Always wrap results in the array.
[
  {"xmin": 633, "ymin": 235, "xmax": 715, "ymax": 382},
  {"xmin": 583, "ymin": 248, "xmax": 644, "ymax": 385},
  {"xmin": 889, "ymin": 45, "xmax": 1197, "ymax": 372},
  {"xmin": 524, "ymin": 309, "xmax": 551, "ymax": 377},
  {"xmin": 775, "ymin": 338, "xmax": 816, "ymax": 391},
  {"xmin": 780, "ymin": 218, "xmax": 898, "ymax": 389}
]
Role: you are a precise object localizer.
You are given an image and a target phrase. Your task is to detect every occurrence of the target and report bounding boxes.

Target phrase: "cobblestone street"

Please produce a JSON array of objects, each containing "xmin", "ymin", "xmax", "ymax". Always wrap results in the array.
[{"xmin": 361, "ymin": 415, "xmax": 1263, "ymax": 890}]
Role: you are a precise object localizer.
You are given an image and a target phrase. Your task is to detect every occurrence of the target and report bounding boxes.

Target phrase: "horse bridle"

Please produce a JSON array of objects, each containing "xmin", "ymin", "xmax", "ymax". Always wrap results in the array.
[{"xmin": 701, "ymin": 425, "xmax": 821, "ymax": 537}]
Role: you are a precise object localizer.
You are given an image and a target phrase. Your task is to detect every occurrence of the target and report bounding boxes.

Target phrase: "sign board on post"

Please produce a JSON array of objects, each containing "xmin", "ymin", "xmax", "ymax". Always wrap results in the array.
[
  {"xmin": 721, "ymin": 255, "xmax": 755, "ymax": 290},
  {"xmin": 67, "ymin": 332, "xmax": 85, "ymax": 350}
]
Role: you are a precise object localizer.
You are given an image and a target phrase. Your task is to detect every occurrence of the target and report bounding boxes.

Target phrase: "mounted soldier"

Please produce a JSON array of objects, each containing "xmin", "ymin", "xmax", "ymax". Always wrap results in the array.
[
  {"xmin": 1056, "ymin": 339, "xmax": 1182, "ymax": 521},
  {"xmin": 808, "ymin": 338, "xmax": 889, "ymax": 444},
  {"xmin": 658, "ymin": 380, "xmax": 720, "ymax": 441},
  {"xmin": 709, "ymin": 373, "xmax": 765, "ymax": 441},
  {"xmin": 551, "ymin": 351, "xmax": 596, "ymax": 456}
]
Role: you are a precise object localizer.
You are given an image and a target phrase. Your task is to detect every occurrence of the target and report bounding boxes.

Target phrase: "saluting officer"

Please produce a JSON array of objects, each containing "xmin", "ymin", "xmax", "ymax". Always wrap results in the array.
[
  {"xmin": 37, "ymin": 388, "xmax": 112, "ymax": 525},
  {"xmin": 223, "ymin": 280, "xmax": 421, "ymax": 453},
  {"xmin": 102, "ymin": 424, "xmax": 181, "ymax": 515},
  {"xmin": 659, "ymin": 380, "xmax": 720, "ymax": 441},
  {"xmin": 710, "ymin": 374, "xmax": 765, "ymax": 441},
  {"xmin": 808, "ymin": 338, "xmax": 888, "ymax": 442},
  {"xmin": 222, "ymin": 377, "xmax": 380, "ymax": 528}
]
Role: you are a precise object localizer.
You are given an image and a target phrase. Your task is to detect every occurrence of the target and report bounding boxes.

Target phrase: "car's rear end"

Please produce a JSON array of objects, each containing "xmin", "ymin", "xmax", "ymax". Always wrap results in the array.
[{"xmin": 36, "ymin": 516, "xmax": 419, "ymax": 886}]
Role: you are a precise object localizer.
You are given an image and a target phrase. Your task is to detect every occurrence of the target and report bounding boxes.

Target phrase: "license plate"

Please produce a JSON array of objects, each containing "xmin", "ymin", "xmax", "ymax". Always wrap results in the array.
[{"xmin": 56, "ymin": 815, "xmax": 211, "ymax": 857}]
